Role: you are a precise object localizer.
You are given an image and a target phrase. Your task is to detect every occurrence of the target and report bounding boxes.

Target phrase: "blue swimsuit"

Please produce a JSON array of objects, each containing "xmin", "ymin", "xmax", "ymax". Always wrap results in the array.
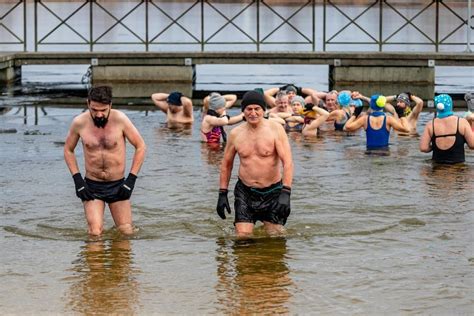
[{"xmin": 366, "ymin": 113, "xmax": 390, "ymax": 149}]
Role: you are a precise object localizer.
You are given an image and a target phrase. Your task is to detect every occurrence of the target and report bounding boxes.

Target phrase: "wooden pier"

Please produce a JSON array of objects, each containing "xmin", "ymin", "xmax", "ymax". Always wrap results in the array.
[{"xmin": 2, "ymin": 51, "xmax": 473, "ymax": 99}]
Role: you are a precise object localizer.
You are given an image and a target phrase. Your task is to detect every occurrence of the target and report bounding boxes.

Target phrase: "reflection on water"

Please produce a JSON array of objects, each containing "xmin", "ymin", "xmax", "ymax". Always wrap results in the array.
[
  {"xmin": 420, "ymin": 163, "xmax": 474, "ymax": 198},
  {"xmin": 200, "ymin": 142, "xmax": 225, "ymax": 169},
  {"xmin": 64, "ymin": 239, "xmax": 140, "ymax": 315},
  {"xmin": 215, "ymin": 237, "xmax": 293, "ymax": 314}
]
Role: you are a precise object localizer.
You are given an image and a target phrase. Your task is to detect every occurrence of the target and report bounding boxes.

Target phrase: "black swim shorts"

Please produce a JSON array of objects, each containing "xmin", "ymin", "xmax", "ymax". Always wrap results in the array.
[
  {"xmin": 234, "ymin": 178, "xmax": 288, "ymax": 226},
  {"xmin": 85, "ymin": 177, "xmax": 126, "ymax": 204}
]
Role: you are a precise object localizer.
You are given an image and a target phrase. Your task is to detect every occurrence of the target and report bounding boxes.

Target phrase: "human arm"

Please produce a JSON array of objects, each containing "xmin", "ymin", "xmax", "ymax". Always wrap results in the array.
[
  {"xmin": 151, "ymin": 93, "xmax": 170, "ymax": 114},
  {"xmin": 181, "ymin": 96, "xmax": 194, "ymax": 119},
  {"xmin": 122, "ymin": 113, "xmax": 146, "ymax": 176},
  {"xmin": 301, "ymin": 87, "xmax": 316, "ymax": 97},
  {"xmin": 64, "ymin": 117, "xmax": 82, "ymax": 176},
  {"xmin": 285, "ymin": 114, "xmax": 305, "ymax": 124},
  {"xmin": 219, "ymin": 131, "xmax": 237, "ymax": 190},
  {"xmin": 409, "ymin": 94, "xmax": 424, "ymax": 117},
  {"xmin": 387, "ymin": 116, "xmax": 410, "ymax": 133},
  {"xmin": 274, "ymin": 122, "xmax": 294, "ymax": 188},
  {"xmin": 343, "ymin": 113, "xmax": 366, "ymax": 132},
  {"xmin": 264, "ymin": 87, "xmax": 279, "ymax": 108},
  {"xmin": 202, "ymin": 96, "xmax": 210, "ymax": 113},
  {"xmin": 384, "ymin": 103, "xmax": 398, "ymax": 117},
  {"xmin": 269, "ymin": 116, "xmax": 286, "ymax": 125},
  {"xmin": 203, "ymin": 113, "xmax": 230, "ymax": 128},
  {"xmin": 302, "ymin": 105, "xmax": 330, "ymax": 135},
  {"xmin": 216, "ymin": 131, "xmax": 238, "ymax": 219},
  {"xmin": 223, "ymin": 94, "xmax": 237, "ymax": 109},
  {"xmin": 327, "ymin": 109, "xmax": 342, "ymax": 121},
  {"xmin": 466, "ymin": 112, "xmax": 474, "ymax": 126},
  {"xmin": 351, "ymin": 91, "xmax": 370, "ymax": 104},
  {"xmin": 310, "ymin": 91, "xmax": 326, "ymax": 105},
  {"xmin": 312, "ymin": 105, "xmax": 330, "ymax": 125},
  {"xmin": 460, "ymin": 118, "xmax": 474, "ymax": 149},
  {"xmin": 64, "ymin": 117, "xmax": 94, "ymax": 201},
  {"xmin": 228, "ymin": 113, "xmax": 244, "ymax": 125},
  {"xmin": 270, "ymin": 111, "xmax": 292, "ymax": 119},
  {"xmin": 419, "ymin": 121, "xmax": 433, "ymax": 152}
]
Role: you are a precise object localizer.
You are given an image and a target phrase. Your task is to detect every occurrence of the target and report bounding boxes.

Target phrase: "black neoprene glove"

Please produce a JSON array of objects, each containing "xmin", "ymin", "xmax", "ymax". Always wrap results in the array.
[
  {"xmin": 72, "ymin": 173, "xmax": 95, "ymax": 201},
  {"xmin": 277, "ymin": 186, "xmax": 291, "ymax": 217},
  {"xmin": 404, "ymin": 92, "xmax": 412, "ymax": 100},
  {"xmin": 304, "ymin": 103, "xmax": 315, "ymax": 111},
  {"xmin": 216, "ymin": 189, "xmax": 231, "ymax": 219},
  {"xmin": 117, "ymin": 173, "xmax": 137, "ymax": 200},
  {"xmin": 394, "ymin": 105, "xmax": 405, "ymax": 118},
  {"xmin": 353, "ymin": 106, "xmax": 364, "ymax": 118}
]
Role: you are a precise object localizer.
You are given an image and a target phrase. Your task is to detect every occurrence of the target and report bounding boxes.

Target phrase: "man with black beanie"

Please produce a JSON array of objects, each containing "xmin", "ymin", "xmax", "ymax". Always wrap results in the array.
[{"xmin": 216, "ymin": 90, "xmax": 294, "ymax": 237}]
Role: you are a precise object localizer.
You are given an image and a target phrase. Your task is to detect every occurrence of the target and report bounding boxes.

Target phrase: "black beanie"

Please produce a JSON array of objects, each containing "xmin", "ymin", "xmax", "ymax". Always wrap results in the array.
[{"xmin": 241, "ymin": 90, "xmax": 266, "ymax": 112}]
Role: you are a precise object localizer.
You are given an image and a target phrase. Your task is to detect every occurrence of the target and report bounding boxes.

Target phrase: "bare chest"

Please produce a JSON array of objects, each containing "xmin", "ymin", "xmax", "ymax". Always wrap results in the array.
[
  {"xmin": 236, "ymin": 136, "xmax": 275, "ymax": 159},
  {"xmin": 81, "ymin": 128, "xmax": 123, "ymax": 151}
]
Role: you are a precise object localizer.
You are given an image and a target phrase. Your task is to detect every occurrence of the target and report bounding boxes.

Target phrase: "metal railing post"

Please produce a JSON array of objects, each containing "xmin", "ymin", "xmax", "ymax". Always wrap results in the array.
[
  {"xmin": 379, "ymin": 0, "xmax": 382, "ymax": 52},
  {"xmin": 23, "ymin": 0, "xmax": 26, "ymax": 51},
  {"xmin": 257, "ymin": 0, "xmax": 260, "ymax": 52},
  {"xmin": 468, "ymin": 0, "xmax": 472, "ymax": 52},
  {"xmin": 145, "ymin": 0, "xmax": 149, "ymax": 52},
  {"xmin": 34, "ymin": 0, "xmax": 37, "ymax": 51},
  {"xmin": 90, "ymin": 0, "xmax": 93, "ymax": 52},
  {"xmin": 323, "ymin": 0, "xmax": 326, "ymax": 52},
  {"xmin": 201, "ymin": 0, "xmax": 204, "ymax": 52},
  {"xmin": 435, "ymin": 0, "xmax": 439, "ymax": 52},
  {"xmin": 312, "ymin": 0, "xmax": 315, "ymax": 51}
]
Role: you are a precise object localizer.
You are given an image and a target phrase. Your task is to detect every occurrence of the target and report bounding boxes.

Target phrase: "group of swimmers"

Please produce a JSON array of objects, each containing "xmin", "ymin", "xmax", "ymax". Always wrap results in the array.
[
  {"xmin": 151, "ymin": 85, "xmax": 474, "ymax": 164},
  {"xmin": 63, "ymin": 85, "xmax": 474, "ymax": 238}
]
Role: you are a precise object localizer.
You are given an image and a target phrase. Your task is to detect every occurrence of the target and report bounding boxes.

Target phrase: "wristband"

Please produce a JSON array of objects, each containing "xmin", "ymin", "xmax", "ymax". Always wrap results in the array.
[{"xmin": 282, "ymin": 186, "xmax": 291, "ymax": 192}]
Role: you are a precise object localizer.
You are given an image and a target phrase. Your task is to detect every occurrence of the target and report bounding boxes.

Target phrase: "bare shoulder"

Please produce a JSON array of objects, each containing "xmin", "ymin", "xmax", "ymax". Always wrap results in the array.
[
  {"xmin": 182, "ymin": 96, "xmax": 193, "ymax": 105},
  {"xmin": 111, "ymin": 109, "xmax": 131, "ymax": 122},
  {"xmin": 71, "ymin": 111, "xmax": 88, "ymax": 128},
  {"xmin": 229, "ymin": 122, "xmax": 245, "ymax": 135},
  {"xmin": 269, "ymin": 118, "xmax": 285, "ymax": 132},
  {"xmin": 459, "ymin": 117, "xmax": 471, "ymax": 130}
]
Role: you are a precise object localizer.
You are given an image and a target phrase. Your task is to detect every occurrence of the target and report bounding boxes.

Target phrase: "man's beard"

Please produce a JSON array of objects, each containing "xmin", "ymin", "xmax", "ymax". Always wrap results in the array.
[{"xmin": 91, "ymin": 111, "xmax": 109, "ymax": 128}]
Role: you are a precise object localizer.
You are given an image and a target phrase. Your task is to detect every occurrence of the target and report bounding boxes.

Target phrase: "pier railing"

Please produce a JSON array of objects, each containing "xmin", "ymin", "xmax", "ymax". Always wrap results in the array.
[{"xmin": 1, "ymin": 0, "xmax": 472, "ymax": 52}]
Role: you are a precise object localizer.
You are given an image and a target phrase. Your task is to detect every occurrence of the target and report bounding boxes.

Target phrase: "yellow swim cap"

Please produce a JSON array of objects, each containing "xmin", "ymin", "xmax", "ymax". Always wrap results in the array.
[{"xmin": 376, "ymin": 95, "xmax": 386, "ymax": 108}]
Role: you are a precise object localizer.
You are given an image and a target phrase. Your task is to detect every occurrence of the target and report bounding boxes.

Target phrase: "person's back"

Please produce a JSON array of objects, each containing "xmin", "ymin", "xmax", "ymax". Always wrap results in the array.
[
  {"xmin": 366, "ymin": 113, "xmax": 390, "ymax": 149},
  {"xmin": 420, "ymin": 94, "xmax": 474, "ymax": 164},
  {"xmin": 343, "ymin": 94, "xmax": 409, "ymax": 149},
  {"xmin": 431, "ymin": 116, "xmax": 465, "ymax": 163}
]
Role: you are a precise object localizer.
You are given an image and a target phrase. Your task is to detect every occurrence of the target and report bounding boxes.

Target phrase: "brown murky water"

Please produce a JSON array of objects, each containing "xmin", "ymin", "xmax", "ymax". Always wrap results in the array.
[{"xmin": 0, "ymin": 105, "xmax": 473, "ymax": 314}]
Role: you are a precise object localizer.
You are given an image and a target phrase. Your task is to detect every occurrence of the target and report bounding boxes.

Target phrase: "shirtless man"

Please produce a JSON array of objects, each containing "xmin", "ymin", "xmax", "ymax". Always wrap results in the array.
[
  {"xmin": 385, "ymin": 92, "xmax": 424, "ymax": 135},
  {"xmin": 267, "ymin": 91, "xmax": 294, "ymax": 125},
  {"xmin": 64, "ymin": 86, "xmax": 146, "ymax": 236},
  {"xmin": 151, "ymin": 91, "xmax": 194, "ymax": 126},
  {"xmin": 216, "ymin": 90, "xmax": 294, "ymax": 237}
]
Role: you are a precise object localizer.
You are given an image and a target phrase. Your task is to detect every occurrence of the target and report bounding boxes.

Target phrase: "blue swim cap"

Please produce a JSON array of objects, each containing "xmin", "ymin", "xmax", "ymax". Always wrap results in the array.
[
  {"xmin": 435, "ymin": 94, "xmax": 453, "ymax": 118},
  {"xmin": 337, "ymin": 91, "xmax": 352, "ymax": 107},
  {"xmin": 350, "ymin": 98, "xmax": 363, "ymax": 107},
  {"xmin": 370, "ymin": 94, "xmax": 386, "ymax": 111}
]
